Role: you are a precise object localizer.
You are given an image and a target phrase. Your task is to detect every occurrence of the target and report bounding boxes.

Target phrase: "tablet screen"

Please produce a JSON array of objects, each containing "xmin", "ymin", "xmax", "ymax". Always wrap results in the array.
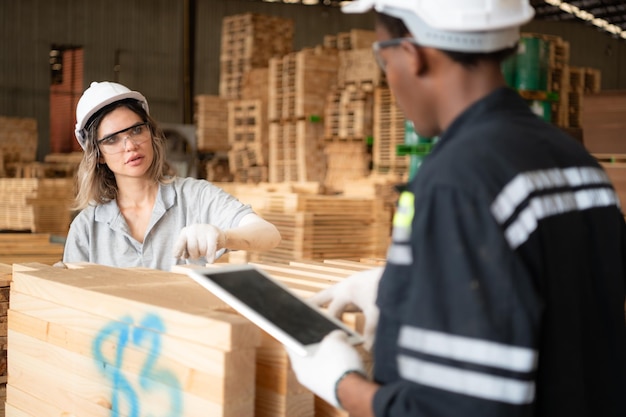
[{"xmin": 200, "ymin": 267, "xmax": 347, "ymax": 346}]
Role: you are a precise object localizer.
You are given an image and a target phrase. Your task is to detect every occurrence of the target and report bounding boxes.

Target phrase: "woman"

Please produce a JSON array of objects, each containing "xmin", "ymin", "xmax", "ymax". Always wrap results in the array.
[{"xmin": 63, "ymin": 81, "xmax": 281, "ymax": 270}]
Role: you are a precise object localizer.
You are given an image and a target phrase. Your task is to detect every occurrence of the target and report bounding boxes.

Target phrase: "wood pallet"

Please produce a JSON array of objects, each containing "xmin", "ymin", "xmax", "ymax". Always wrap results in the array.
[
  {"xmin": 323, "ymin": 141, "xmax": 371, "ymax": 193},
  {"xmin": 219, "ymin": 13, "xmax": 294, "ymax": 100},
  {"xmin": 337, "ymin": 48, "xmax": 382, "ymax": 89},
  {"xmin": 227, "ymin": 99, "xmax": 268, "ymax": 167},
  {"xmin": 324, "ymin": 85, "xmax": 373, "ymax": 141},
  {"xmin": 268, "ymin": 48, "xmax": 338, "ymax": 122},
  {"xmin": 0, "ymin": 263, "xmax": 9, "ymax": 415},
  {"xmin": 373, "ymin": 87, "xmax": 409, "ymax": 177},
  {"xmin": 194, "ymin": 95, "xmax": 229, "ymax": 152},
  {"xmin": 268, "ymin": 120, "xmax": 326, "ymax": 183},
  {"xmin": 335, "ymin": 29, "xmax": 377, "ymax": 51},
  {"xmin": 582, "ymin": 91, "xmax": 626, "ymax": 154}
]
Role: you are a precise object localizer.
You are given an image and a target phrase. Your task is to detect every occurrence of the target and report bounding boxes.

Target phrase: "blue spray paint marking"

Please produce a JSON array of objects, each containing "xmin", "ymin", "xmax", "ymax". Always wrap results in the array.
[{"xmin": 92, "ymin": 313, "xmax": 182, "ymax": 417}]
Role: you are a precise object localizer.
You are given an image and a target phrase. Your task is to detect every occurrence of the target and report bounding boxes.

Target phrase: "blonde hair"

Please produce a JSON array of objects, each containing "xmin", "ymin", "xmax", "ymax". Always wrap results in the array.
[{"xmin": 72, "ymin": 99, "xmax": 174, "ymax": 211}]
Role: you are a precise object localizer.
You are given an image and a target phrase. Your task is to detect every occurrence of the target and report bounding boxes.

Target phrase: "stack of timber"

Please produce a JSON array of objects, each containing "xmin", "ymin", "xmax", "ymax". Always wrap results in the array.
[
  {"xmin": 0, "ymin": 178, "xmax": 74, "ymax": 236},
  {"xmin": 373, "ymin": 87, "xmax": 409, "ymax": 179},
  {"xmin": 249, "ymin": 259, "xmax": 377, "ymax": 417},
  {"xmin": 6, "ymin": 262, "xmax": 260, "ymax": 417},
  {"xmin": 219, "ymin": 13, "xmax": 293, "ymax": 100},
  {"xmin": 0, "ymin": 263, "xmax": 9, "ymax": 415},
  {"xmin": 0, "ymin": 117, "xmax": 38, "ymax": 178},
  {"xmin": 323, "ymin": 29, "xmax": 377, "ymax": 52},
  {"xmin": 0, "ymin": 234, "xmax": 64, "ymax": 265},
  {"xmin": 268, "ymin": 48, "xmax": 338, "ymax": 183},
  {"xmin": 239, "ymin": 190, "xmax": 391, "ymax": 264},
  {"xmin": 194, "ymin": 95, "xmax": 230, "ymax": 153},
  {"xmin": 227, "ymin": 99, "xmax": 269, "ymax": 183}
]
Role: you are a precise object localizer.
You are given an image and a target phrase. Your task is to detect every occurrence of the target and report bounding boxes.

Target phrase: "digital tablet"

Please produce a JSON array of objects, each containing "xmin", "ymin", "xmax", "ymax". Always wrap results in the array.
[{"xmin": 186, "ymin": 264, "xmax": 364, "ymax": 356}]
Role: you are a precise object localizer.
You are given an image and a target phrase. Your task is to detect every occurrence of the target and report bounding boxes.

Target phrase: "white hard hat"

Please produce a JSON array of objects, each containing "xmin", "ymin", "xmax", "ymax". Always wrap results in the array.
[
  {"xmin": 342, "ymin": 0, "xmax": 535, "ymax": 53},
  {"xmin": 74, "ymin": 81, "xmax": 149, "ymax": 150}
]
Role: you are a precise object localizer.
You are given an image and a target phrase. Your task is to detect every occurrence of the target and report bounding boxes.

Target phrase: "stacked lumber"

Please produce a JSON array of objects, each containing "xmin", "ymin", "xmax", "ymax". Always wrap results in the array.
[
  {"xmin": 0, "ymin": 234, "xmax": 64, "ymax": 265},
  {"xmin": 219, "ymin": 13, "xmax": 293, "ymax": 100},
  {"xmin": 373, "ymin": 87, "xmax": 409, "ymax": 178},
  {"xmin": 227, "ymin": 99, "xmax": 269, "ymax": 183},
  {"xmin": 194, "ymin": 95, "xmax": 230, "ymax": 153},
  {"xmin": 267, "ymin": 48, "xmax": 338, "ymax": 184},
  {"xmin": 0, "ymin": 263, "xmax": 10, "ymax": 416},
  {"xmin": 3, "ymin": 152, "xmax": 82, "ymax": 179},
  {"xmin": 6, "ymin": 262, "xmax": 260, "ymax": 417},
  {"xmin": 0, "ymin": 178, "xmax": 74, "ymax": 235},
  {"xmin": 248, "ymin": 193, "xmax": 390, "ymax": 264},
  {"xmin": 251, "ymin": 259, "xmax": 377, "ymax": 417},
  {"xmin": 0, "ymin": 117, "xmax": 37, "ymax": 178}
]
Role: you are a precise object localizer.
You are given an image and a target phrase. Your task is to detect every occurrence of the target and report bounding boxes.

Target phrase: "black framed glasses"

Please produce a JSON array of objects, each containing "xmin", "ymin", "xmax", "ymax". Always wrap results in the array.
[
  {"xmin": 97, "ymin": 122, "xmax": 150, "ymax": 154},
  {"xmin": 372, "ymin": 37, "xmax": 421, "ymax": 72}
]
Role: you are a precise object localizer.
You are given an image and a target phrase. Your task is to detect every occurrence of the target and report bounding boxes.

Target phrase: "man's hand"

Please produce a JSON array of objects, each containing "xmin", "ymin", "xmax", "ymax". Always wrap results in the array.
[
  {"xmin": 309, "ymin": 266, "xmax": 384, "ymax": 350},
  {"xmin": 286, "ymin": 330, "xmax": 366, "ymax": 409},
  {"xmin": 173, "ymin": 224, "xmax": 226, "ymax": 263}
]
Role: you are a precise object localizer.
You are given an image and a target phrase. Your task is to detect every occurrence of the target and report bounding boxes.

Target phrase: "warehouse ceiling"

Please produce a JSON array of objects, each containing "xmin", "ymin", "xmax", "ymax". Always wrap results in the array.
[{"xmin": 253, "ymin": 0, "xmax": 626, "ymax": 39}]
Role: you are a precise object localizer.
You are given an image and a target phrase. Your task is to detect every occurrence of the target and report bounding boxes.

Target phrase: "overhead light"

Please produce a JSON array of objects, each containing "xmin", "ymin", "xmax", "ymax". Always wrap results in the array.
[{"xmin": 544, "ymin": 0, "xmax": 625, "ymax": 39}]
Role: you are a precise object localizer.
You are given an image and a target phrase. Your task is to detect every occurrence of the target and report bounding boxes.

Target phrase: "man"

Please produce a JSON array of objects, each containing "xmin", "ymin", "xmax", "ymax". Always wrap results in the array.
[{"xmin": 286, "ymin": 1, "xmax": 626, "ymax": 416}]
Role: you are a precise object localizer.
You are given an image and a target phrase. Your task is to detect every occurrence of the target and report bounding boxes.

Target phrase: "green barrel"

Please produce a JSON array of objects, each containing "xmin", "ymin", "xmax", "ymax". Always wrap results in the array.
[
  {"xmin": 528, "ymin": 100, "xmax": 552, "ymax": 122},
  {"xmin": 501, "ymin": 54, "xmax": 517, "ymax": 88},
  {"xmin": 515, "ymin": 36, "xmax": 549, "ymax": 91}
]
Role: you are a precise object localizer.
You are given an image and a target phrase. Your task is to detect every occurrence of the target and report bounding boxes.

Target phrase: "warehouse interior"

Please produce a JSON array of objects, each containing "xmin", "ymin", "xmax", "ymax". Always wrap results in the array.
[{"xmin": 1, "ymin": 0, "xmax": 626, "ymax": 416}]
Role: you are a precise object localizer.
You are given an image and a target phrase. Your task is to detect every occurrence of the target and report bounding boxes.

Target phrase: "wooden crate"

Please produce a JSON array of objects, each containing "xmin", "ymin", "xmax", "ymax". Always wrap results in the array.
[
  {"xmin": 373, "ymin": 87, "xmax": 409, "ymax": 177},
  {"xmin": 194, "ymin": 95, "xmax": 229, "ymax": 152},
  {"xmin": 6, "ymin": 262, "xmax": 260, "ymax": 417}
]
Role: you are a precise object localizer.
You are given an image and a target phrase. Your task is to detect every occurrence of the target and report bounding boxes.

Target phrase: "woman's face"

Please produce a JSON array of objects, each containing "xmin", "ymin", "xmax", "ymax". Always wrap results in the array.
[{"xmin": 96, "ymin": 106, "xmax": 154, "ymax": 180}]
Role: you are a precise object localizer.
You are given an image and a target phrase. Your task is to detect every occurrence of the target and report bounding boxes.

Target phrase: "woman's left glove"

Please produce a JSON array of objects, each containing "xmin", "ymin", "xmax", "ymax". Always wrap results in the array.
[{"xmin": 173, "ymin": 223, "xmax": 226, "ymax": 263}]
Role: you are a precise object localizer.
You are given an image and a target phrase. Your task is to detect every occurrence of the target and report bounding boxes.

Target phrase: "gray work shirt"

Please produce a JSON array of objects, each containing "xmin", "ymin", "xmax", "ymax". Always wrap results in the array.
[{"xmin": 62, "ymin": 177, "xmax": 254, "ymax": 270}]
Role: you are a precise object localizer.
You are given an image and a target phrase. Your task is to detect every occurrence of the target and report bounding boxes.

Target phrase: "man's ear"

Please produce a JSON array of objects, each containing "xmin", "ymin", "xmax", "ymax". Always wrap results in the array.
[{"xmin": 402, "ymin": 40, "xmax": 428, "ymax": 77}]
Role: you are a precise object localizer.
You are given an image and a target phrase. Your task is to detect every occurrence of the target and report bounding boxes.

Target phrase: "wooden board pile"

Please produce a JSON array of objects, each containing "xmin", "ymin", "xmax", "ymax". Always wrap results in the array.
[
  {"xmin": 267, "ymin": 48, "xmax": 338, "ymax": 184},
  {"xmin": 233, "ymin": 190, "xmax": 391, "ymax": 264},
  {"xmin": 0, "ymin": 263, "xmax": 9, "ymax": 416},
  {"xmin": 219, "ymin": 13, "xmax": 293, "ymax": 100},
  {"xmin": 6, "ymin": 262, "xmax": 260, "ymax": 417},
  {"xmin": 0, "ymin": 178, "xmax": 74, "ymax": 236},
  {"xmin": 0, "ymin": 234, "xmax": 64, "ymax": 266},
  {"xmin": 0, "ymin": 117, "xmax": 38, "ymax": 178},
  {"xmin": 250, "ymin": 259, "xmax": 377, "ymax": 417}
]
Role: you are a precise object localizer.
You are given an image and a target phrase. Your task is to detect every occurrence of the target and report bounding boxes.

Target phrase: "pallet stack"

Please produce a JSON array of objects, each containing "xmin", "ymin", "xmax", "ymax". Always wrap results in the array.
[
  {"xmin": 194, "ymin": 95, "xmax": 230, "ymax": 153},
  {"xmin": 6, "ymin": 262, "xmax": 260, "ymax": 417},
  {"xmin": 268, "ymin": 48, "xmax": 338, "ymax": 184},
  {"xmin": 0, "ymin": 178, "xmax": 74, "ymax": 236},
  {"xmin": 372, "ymin": 87, "xmax": 409, "ymax": 178},
  {"xmin": 0, "ymin": 263, "xmax": 9, "ymax": 416},
  {"xmin": 219, "ymin": 13, "xmax": 293, "ymax": 100},
  {"xmin": 227, "ymin": 99, "xmax": 269, "ymax": 183}
]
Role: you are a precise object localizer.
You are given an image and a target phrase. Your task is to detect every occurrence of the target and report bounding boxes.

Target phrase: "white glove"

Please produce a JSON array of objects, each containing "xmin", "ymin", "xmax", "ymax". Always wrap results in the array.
[
  {"xmin": 287, "ymin": 330, "xmax": 366, "ymax": 409},
  {"xmin": 308, "ymin": 266, "xmax": 383, "ymax": 351},
  {"xmin": 173, "ymin": 224, "xmax": 226, "ymax": 263}
]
